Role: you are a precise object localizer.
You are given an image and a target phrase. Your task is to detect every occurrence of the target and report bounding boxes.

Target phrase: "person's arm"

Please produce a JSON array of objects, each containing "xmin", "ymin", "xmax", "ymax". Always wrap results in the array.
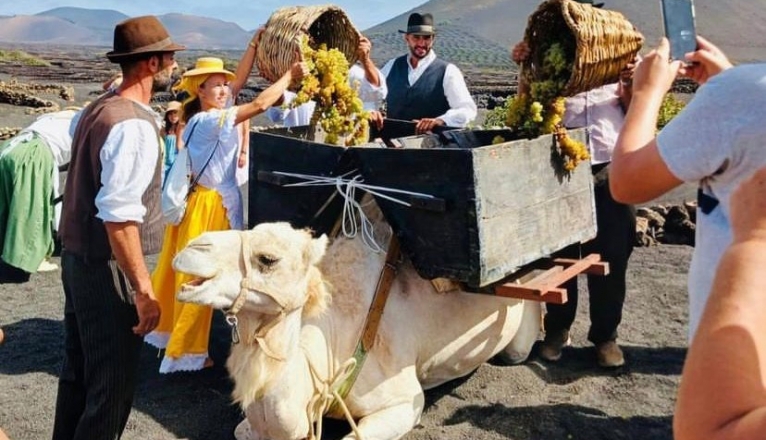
[
  {"xmin": 96, "ymin": 119, "xmax": 161, "ymax": 335},
  {"xmin": 237, "ymin": 119, "xmax": 250, "ymax": 168},
  {"xmin": 356, "ymin": 35, "xmax": 380, "ymax": 87},
  {"xmin": 674, "ymin": 167, "xmax": 766, "ymax": 440},
  {"xmin": 680, "ymin": 35, "xmax": 733, "ymax": 85},
  {"xmin": 424, "ymin": 64, "xmax": 476, "ymax": 130},
  {"xmin": 230, "ymin": 28, "xmax": 264, "ymax": 98},
  {"xmin": 609, "ymin": 39, "xmax": 684, "ymax": 204},
  {"xmin": 234, "ymin": 61, "xmax": 308, "ymax": 125},
  {"xmin": 510, "ymin": 41, "xmax": 531, "ymax": 96},
  {"xmin": 104, "ymin": 222, "xmax": 159, "ymax": 336}
]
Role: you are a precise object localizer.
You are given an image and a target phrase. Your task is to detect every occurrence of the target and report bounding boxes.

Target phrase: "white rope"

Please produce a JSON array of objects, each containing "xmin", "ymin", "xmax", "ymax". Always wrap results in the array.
[
  {"xmin": 273, "ymin": 171, "xmax": 438, "ymax": 253},
  {"xmin": 306, "ymin": 357, "xmax": 364, "ymax": 440}
]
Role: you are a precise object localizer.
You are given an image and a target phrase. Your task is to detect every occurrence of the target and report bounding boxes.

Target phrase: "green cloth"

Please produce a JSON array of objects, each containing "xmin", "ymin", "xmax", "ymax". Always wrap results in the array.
[{"xmin": 0, "ymin": 133, "xmax": 55, "ymax": 273}]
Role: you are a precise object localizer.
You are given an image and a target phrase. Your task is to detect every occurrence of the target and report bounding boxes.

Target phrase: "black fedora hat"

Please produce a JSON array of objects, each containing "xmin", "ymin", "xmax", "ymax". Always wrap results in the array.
[
  {"xmin": 106, "ymin": 15, "xmax": 185, "ymax": 62},
  {"xmin": 398, "ymin": 13, "xmax": 436, "ymax": 36},
  {"xmin": 573, "ymin": 0, "xmax": 605, "ymax": 8}
]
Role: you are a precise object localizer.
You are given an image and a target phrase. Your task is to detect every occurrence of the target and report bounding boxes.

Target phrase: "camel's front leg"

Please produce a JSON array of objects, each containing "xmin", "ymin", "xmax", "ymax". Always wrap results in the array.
[
  {"xmin": 498, "ymin": 299, "xmax": 542, "ymax": 365},
  {"xmin": 342, "ymin": 397, "xmax": 424, "ymax": 440},
  {"xmin": 341, "ymin": 377, "xmax": 425, "ymax": 440}
]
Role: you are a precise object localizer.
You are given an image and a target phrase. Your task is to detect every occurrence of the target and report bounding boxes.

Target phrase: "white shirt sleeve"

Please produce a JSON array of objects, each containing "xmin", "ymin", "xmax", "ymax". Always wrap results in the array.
[
  {"xmin": 267, "ymin": 91, "xmax": 295, "ymax": 125},
  {"xmin": 436, "ymin": 64, "xmax": 477, "ymax": 128},
  {"xmin": 348, "ymin": 63, "xmax": 387, "ymax": 111},
  {"xmin": 656, "ymin": 72, "xmax": 736, "ymax": 182},
  {"xmin": 95, "ymin": 119, "xmax": 160, "ymax": 223}
]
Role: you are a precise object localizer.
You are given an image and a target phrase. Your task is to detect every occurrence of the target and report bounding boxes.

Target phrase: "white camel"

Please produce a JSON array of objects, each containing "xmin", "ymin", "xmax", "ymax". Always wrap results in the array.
[{"xmin": 172, "ymin": 201, "xmax": 541, "ymax": 440}]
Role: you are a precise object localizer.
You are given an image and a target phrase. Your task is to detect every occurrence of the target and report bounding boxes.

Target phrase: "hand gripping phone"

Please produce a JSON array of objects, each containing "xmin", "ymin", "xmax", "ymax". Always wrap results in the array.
[{"xmin": 661, "ymin": 0, "xmax": 698, "ymax": 62}]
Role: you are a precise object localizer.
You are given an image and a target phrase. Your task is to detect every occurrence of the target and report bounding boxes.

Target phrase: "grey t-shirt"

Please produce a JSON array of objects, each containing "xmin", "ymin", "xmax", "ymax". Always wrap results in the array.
[{"xmin": 657, "ymin": 63, "xmax": 766, "ymax": 339}]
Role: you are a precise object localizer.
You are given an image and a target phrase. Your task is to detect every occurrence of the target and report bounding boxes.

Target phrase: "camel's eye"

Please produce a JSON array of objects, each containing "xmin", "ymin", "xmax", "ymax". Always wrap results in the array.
[{"xmin": 257, "ymin": 254, "xmax": 279, "ymax": 269}]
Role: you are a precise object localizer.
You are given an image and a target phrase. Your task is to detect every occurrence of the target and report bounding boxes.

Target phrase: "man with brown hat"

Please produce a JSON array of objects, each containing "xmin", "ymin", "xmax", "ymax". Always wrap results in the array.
[
  {"xmin": 379, "ymin": 12, "xmax": 477, "ymax": 134},
  {"xmin": 52, "ymin": 15, "xmax": 184, "ymax": 440}
]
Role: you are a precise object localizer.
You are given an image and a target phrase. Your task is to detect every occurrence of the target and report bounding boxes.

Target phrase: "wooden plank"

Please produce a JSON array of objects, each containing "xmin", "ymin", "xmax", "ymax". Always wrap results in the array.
[
  {"xmin": 552, "ymin": 254, "xmax": 610, "ymax": 276},
  {"xmin": 492, "ymin": 254, "xmax": 607, "ymax": 303}
]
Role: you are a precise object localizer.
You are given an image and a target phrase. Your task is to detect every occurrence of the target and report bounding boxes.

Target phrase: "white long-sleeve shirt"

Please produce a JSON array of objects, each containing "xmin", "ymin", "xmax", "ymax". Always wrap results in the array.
[
  {"xmin": 95, "ymin": 107, "xmax": 162, "ymax": 224},
  {"xmin": 380, "ymin": 50, "xmax": 477, "ymax": 128}
]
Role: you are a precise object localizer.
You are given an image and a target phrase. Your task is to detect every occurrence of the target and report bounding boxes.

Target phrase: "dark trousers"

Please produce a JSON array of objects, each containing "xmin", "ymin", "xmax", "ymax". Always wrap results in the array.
[
  {"xmin": 544, "ymin": 164, "xmax": 636, "ymax": 345},
  {"xmin": 52, "ymin": 251, "xmax": 143, "ymax": 440}
]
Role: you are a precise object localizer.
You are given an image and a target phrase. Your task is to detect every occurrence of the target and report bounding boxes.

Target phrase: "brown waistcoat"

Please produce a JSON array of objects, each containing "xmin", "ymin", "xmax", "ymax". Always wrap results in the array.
[{"xmin": 60, "ymin": 92, "xmax": 164, "ymax": 260}]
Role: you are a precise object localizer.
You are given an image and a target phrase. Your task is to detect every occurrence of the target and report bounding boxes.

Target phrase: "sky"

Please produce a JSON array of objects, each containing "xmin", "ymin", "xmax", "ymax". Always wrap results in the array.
[{"xmin": 0, "ymin": 1, "xmax": 422, "ymax": 31}]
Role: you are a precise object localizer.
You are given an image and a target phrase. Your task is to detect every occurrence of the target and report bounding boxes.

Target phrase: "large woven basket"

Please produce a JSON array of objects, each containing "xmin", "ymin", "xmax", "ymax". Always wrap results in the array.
[
  {"xmin": 522, "ymin": 0, "xmax": 644, "ymax": 96},
  {"xmin": 256, "ymin": 5, "xmax": 360, "ymax": 83}
]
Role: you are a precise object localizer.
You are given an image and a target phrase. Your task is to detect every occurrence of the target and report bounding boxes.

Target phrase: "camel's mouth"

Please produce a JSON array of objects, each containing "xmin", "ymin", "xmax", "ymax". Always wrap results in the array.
[{"xmin": 180, "ymin": 277, "xmax": 211, "ymax": 291}]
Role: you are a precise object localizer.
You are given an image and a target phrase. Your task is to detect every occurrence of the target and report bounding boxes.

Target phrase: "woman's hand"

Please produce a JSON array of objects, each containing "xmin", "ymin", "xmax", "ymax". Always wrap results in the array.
[
  {"xmin": 680, "ymin": 36, "xmax": 733, "ymax": 85},
  {"xmin": 510, "ymin": 41, "xmax": 530, "ymax": 65},
  {"xmin": 289, "ymin": 61, "xmax": 309, "ymax": 82}
]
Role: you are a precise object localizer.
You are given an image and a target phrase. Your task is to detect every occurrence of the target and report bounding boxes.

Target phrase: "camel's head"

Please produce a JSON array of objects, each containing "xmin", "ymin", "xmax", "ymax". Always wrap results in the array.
[{"xmin": 173, "ymin": 223, "xmax": 329, "ymax": 316}]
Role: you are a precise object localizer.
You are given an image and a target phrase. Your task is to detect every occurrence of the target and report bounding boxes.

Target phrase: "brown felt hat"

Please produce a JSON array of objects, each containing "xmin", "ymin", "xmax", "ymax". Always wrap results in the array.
[
  {"xmin": 106, "ymin": 15, "xmax": 185, "ymax": 62},
  {"xmin": 399, "ymin": 13, "xmax": 436, "ymax": 36}
]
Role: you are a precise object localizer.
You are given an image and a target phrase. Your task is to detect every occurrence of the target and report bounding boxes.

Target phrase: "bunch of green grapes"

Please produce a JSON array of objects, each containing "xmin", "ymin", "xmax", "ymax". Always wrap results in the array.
[
  {"xmin": 293, "ymin": 36, "xmax": 370, "ymax": 146},
  {"xmin": 504, "ymin": 42, "xmax": 589, "ymax": 171}
]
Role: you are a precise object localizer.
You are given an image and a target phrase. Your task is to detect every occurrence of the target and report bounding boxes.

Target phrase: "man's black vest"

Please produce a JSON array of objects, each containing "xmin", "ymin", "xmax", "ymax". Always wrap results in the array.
[{"xmin": 385, "ymin": 55, "xmax": 450, "ymax": 121}]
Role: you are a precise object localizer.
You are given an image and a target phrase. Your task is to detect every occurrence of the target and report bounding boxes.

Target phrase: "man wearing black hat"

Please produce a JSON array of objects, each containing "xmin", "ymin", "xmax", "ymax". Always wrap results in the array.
[
  {"xmin": 380, "ymin": 12, "xmax": 477, "ymax": 134},
  {"xmin": 53, "ymin": 15, "xmax": 184, "ymax": 440}
]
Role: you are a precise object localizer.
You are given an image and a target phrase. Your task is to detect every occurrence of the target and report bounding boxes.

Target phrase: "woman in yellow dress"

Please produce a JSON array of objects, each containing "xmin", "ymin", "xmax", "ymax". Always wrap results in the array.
[{"xmin": 145, "ymin": 47, "xmax": 307, "ymax": 373}]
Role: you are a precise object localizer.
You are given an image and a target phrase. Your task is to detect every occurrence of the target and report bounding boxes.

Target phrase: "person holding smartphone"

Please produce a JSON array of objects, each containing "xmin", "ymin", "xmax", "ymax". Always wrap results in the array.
[{"xmin": 608, "ymin": 35, "xmax": 766, "ymax": 343}]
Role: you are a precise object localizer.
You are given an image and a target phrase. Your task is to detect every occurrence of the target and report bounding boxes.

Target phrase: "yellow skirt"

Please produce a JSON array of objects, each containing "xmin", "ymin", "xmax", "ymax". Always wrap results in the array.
[{"xmin": 146, "ymin": 186, "xmax": 231, "ymax": 373}]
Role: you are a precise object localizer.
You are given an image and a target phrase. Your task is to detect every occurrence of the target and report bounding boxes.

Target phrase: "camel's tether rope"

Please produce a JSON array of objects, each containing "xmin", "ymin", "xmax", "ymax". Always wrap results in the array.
[
  {"xmin": 273, "ymin": 171, "xmax": 438, "ymax": 253},
  {"xmin": 306, "ymin": 357, "xmax": 364, "ymax": 440}
]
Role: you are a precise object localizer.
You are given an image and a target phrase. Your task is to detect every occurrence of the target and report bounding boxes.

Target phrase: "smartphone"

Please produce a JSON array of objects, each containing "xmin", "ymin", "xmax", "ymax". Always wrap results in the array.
[{"xmin": 661, "ymin": 0, "xmax": 697, "ymax": 62}]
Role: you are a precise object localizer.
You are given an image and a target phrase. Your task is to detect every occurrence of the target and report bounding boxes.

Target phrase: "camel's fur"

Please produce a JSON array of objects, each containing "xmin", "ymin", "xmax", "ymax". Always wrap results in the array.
[{"xmin": 173, "ymin": 201, "xmax": 541, "ymax": 440}]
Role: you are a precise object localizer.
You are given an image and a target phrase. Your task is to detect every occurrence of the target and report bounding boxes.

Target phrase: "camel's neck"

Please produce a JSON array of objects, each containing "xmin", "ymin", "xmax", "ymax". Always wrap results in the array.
[{"xmin": 226, "ymin": 308, "xmax": 308, "ymax": 409}]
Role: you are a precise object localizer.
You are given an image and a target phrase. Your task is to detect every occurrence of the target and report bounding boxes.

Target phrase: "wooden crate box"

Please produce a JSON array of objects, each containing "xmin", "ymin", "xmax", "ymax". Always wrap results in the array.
[
  {"xmin": 249, "ymin": 125, "xmax": 596, "ymax": 288},
  {"xmin": 354, "ymin": 128, "xmax": 596, "ymax": 287}
]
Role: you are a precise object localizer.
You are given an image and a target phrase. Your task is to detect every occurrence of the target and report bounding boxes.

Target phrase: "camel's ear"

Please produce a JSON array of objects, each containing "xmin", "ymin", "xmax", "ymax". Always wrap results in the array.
[{"xmin": 305, "ymin": 234, "xmax": 328, "ymax": 266}]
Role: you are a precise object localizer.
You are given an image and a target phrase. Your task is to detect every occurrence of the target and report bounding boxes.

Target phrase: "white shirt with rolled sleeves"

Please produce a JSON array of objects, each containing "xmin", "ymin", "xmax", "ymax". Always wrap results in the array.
[
  {"xmin": 380, "ymin": 50, "xmax": 477, "ymax": 128},
  {"xmin": 563, "ymin": 83, "xmax": 624, "ymax": 166},
  {"xmin": 95, "ymin": 111, "xmax": 161, "ymax": 224}
]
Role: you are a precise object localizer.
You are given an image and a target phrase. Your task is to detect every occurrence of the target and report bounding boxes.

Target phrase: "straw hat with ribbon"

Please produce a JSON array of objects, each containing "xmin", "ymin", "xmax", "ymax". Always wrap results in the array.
[{"xmin": 173, "ymin": 57, "xmax": 236, "ymax": 108}]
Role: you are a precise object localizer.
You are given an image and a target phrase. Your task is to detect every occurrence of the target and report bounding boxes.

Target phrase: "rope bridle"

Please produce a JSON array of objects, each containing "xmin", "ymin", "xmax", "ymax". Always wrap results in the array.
[{"xmin": 223, "ymin": 231, "xmax": 303, "ymax": 361}]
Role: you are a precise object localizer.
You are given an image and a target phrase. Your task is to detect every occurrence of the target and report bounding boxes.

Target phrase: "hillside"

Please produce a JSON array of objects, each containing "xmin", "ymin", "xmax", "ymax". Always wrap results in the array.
[
  {"xmin": 367, "ymin": 0, "xmax": 766, "ymax": 64},
  {"xmin": 1, "ymin": 1, "xmax": 763, "ymax": 67},
  {"xmin": 0, "ymin": 7, "xmax": 251, "ymax": 50}
]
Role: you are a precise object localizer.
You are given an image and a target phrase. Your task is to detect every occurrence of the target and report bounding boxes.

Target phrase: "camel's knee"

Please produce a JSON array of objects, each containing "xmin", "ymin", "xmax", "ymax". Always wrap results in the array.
[{"xmin": 499, "ymin": 300, "xmax": 542, "ymax": 364}]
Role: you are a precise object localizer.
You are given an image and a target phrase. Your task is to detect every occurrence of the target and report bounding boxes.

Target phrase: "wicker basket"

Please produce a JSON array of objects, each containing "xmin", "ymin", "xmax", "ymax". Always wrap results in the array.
[
  {"xmin": 522, "ymin": 0, "xmax": 644, "ymax": 96},
  {"xmin": 256, "ymin": 5, "xmax": 360, "ymax": 83}
]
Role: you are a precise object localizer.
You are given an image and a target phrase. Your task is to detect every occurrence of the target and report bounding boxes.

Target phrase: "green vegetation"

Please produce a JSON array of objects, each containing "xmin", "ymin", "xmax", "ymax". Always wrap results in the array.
[
  {"xmin": 656, "ymin": 93, "xmax": 686, "ymax": 130},
  {"xmin": 0, "ymin": 50, "xmax": 51, "ymax": 66},
  {"xmin": 483, "ymin": 96, "xmax": 514, "ymax": 127}
]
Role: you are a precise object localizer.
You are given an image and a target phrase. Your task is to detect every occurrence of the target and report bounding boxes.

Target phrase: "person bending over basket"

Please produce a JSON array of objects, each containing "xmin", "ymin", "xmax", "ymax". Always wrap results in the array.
[
  {"xmin": 511, "ymin": 1, "xmax": 639, "ymax": 368},
  {"xmin": 145, "ymin": 56, "xmax": 307, "ymax": 373}
]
